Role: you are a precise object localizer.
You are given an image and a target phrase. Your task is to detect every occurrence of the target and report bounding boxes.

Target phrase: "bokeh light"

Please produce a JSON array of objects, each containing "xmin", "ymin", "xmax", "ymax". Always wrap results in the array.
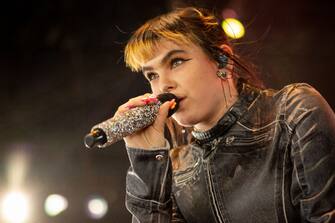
[
  {"xmin": 86, "ymin": 196, "xmax": 108, "ymax": 219},
  {"xmin": 44, "ymin": 194, "xmax": 68, "ymax": 216},
  {"xmin": 1, "ymin": 191, "xmax": 30, "ymax": 223},
  {"xmin": 221, "ymin": 18, "xmax": 245, "ymax": 39}
]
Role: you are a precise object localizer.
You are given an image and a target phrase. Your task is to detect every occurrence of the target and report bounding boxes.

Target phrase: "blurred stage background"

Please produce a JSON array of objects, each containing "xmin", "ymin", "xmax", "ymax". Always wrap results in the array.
[{"xmin": 0, "ymin": 0, "xmax": 334, "ymax": 222}]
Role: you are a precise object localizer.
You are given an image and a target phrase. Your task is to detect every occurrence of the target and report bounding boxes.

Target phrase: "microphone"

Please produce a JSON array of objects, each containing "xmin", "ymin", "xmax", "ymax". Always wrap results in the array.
[{"xmin": 84, "ymin": 93, "xmax": 179, "ymax": 148}]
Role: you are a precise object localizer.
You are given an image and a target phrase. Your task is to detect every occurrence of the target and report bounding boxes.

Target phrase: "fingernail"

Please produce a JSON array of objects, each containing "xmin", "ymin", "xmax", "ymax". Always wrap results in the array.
[
  {"xmin": 169, "ymin": 99, "xmax": 176, "ymax": 109},
  {"xmin": 141, "ymin": 97, "xmax": 159, "ymax": 104},
  {"xmin": 126, "ymin": 104, "xmax": 135, "ymax": 109}
]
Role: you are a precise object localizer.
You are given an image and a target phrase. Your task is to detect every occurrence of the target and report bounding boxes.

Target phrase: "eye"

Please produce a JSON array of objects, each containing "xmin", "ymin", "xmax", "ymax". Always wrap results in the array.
[
  {"xmin": 170, "ymin": 58, "xmax": 190, "ymax": 69},
  {"xmin": 145, "ymin": 72, "xmax": 159, "ymax": 81}
]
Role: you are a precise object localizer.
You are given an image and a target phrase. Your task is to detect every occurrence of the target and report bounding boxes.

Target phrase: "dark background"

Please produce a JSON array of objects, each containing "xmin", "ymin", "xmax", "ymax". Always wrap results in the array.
[{"xmin": 0, "ymin": 0, "xmax": 334, "ymax": 222}]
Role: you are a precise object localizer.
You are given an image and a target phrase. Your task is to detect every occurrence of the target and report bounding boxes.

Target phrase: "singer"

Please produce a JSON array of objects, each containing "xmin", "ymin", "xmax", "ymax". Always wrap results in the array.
[{"xmin": 110, "ymin": 7, "xmax": 334, "ymax": 223}]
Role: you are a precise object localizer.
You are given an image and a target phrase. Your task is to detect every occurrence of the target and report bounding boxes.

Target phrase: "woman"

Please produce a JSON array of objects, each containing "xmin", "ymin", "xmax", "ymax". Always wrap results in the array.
[{"xmin": 118, "ymin": 7, "xmax": 335, "ymax": 223}]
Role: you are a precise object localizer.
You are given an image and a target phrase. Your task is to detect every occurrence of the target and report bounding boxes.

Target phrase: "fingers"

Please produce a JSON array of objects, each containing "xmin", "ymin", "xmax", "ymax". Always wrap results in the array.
[
  {"xmin": 122, "ymin": 97, "xmax": 176, "ymax": 149},
  {"xmin": 116, "ymin": 93, "xmax": 157, "ymax": 115},
  {"xmin": 115, "ymin": 93, "xmax": 175, "ymax": 131},
  {"xmin": 153, "ymin": 100, "xmax": 175, "ymax": 130}
]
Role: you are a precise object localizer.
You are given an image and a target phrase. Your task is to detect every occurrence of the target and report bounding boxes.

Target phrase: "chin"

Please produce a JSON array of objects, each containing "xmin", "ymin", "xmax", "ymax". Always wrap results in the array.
[{"xmin": 172, "ymin": 113, "xmax": 198, "ymax": 127}]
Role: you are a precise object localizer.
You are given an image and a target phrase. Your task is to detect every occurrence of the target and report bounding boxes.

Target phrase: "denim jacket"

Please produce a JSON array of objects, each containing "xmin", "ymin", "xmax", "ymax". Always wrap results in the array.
[{"xmin": 125, "ymin": 83, "xmax": 335, "ymax": 223}]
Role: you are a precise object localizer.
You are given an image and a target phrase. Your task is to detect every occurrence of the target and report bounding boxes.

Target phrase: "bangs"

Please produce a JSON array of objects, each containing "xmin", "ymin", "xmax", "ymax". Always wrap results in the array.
[
  {"xmin": 125, "ymin": 29, "xmax": 194, "ymax": 72},
  {"xmin": 124, "ymin": 7, "xmax": 218, "ymax": 72},
  {"xmin": 124, "ymin": 36, "xmax": 160, "ymax": 72}
]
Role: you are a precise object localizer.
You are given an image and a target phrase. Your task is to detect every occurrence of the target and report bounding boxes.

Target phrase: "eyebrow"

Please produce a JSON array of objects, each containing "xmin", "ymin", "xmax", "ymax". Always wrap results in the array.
[{"xmin": 141, "ymin": 49, "xmax": 187, "ymax": 73}]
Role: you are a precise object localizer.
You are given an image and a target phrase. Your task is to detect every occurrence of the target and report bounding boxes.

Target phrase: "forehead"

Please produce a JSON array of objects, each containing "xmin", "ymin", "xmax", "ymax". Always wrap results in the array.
[{"xmin": 142, "ymin": 40, "xmax": 202, "ymax": 67}]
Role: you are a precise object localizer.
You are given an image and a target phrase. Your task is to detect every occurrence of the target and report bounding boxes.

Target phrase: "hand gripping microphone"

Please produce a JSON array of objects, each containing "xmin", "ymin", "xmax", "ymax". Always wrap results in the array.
[{"xmin": 84, "ymin": 93, "xmax": 179, "ymax": 148}]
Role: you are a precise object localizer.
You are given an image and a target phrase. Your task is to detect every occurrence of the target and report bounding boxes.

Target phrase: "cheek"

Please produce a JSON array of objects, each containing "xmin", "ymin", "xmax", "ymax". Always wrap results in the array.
[
  {"xmin": 150, "ymin": 83, "xmax": 160, "ymax": 95},
  {"xmin": 188, "ymin": 73, "xmax": 219, "ymax": 97},
  {"xmin": 188, "ymin": 77, "xmax": 222, "ymax": 115}
]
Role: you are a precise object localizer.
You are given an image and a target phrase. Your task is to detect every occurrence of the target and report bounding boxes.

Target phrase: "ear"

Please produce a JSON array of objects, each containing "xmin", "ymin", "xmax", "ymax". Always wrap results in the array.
[
  {"xmin": 217, "ymin": 44, "xmax": 234, "ymax": 78},
  {"xmin": 219, "ymin": 44, "xmax": 233, "ymax": 56}
]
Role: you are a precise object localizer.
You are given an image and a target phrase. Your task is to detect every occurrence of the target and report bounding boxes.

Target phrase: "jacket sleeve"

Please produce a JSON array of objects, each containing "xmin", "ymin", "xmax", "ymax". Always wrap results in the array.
[
  {"xmin": 125, "ymin": 140, "xmax": 187, "ymax": 223},
  {"xmin": 286, "ymin": 84, "xmax": 335, "ymax": 222}
]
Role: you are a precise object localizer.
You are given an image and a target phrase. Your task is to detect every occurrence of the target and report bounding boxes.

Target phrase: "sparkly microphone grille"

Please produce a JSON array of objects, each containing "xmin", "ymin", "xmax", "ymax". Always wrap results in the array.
[{"xmin": 84, "ymin": 93, "xmax": 179, "ymax": 148}]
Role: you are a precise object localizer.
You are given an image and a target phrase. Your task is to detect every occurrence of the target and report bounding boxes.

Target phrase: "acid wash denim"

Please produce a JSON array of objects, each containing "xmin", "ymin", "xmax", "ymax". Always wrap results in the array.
[{"xmin": 125, "ymin": 83, "xmax": 335, "ymax": 223}]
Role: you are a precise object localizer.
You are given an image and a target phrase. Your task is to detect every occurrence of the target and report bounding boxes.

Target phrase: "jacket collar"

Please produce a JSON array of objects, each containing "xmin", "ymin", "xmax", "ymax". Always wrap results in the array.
[{"xmin": 192, "ymin": 80, "xmax": 260, "ymax": 144}]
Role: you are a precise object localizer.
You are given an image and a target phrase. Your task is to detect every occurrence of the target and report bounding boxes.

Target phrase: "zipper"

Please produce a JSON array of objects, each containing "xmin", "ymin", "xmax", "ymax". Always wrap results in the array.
[{"xmin": 206, "ymin": 160, "xmax": 225, "ymax": 223}]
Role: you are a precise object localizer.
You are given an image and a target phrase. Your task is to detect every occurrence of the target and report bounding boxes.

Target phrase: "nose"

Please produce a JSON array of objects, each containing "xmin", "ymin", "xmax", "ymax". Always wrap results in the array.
[{"xmin": 159, "ymin": 74, "xmax": 176, "ymax": 93}]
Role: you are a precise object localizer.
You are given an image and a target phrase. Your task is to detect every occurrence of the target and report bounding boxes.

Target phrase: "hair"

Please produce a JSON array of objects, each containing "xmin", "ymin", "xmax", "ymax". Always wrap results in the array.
[
  {"xmin": 124, "ymin": 7, "xmax": 264, "ymax": 89},
  {"xmin": 124, "ymin": 7, "xmax": 264, "ymax": 153}
]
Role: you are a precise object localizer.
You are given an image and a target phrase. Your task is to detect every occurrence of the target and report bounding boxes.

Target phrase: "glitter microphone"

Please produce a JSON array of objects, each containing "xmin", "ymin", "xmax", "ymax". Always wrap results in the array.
[{"xmin": 84, "ymin": 93, "xmax": 179, "ymax": 148}]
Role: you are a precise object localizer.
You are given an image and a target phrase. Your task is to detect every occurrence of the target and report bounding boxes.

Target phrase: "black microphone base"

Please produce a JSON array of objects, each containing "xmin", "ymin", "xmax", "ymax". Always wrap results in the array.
[{"xmin": 84, "ymin": 129, "xmax": 107, "ymax": 148}]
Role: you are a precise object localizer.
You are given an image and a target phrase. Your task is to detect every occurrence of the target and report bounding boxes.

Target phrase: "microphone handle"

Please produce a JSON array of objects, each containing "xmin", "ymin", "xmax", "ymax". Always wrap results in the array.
[{"xmin": 85, "ymin": 102, "xmax": 161, "ymax": 148}]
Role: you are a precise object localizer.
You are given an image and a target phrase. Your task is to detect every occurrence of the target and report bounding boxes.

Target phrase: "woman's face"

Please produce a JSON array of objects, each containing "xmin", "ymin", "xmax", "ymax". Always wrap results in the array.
[{"xmin": 141, "ymin": 40, "xmax": 226, "ymax": 129}]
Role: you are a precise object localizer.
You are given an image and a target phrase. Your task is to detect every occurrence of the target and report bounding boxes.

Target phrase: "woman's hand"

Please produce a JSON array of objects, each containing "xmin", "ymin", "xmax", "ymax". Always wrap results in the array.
[{"xmin": 115, "ymin": 93, "xmax": 173, "ymax": 150}]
